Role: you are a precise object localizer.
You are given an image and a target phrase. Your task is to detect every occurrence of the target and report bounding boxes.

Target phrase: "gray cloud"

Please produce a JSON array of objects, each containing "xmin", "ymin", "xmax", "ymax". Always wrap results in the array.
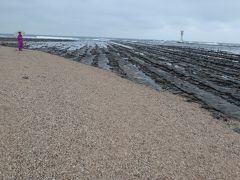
[{"xmin": 1, "ymin": 0, "xmax": 240, "ymax": 43}]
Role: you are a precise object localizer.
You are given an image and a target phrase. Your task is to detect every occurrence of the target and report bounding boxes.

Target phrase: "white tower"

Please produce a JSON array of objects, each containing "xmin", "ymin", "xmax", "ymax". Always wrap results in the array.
[{"xmin": 180, "ymin": 30, "xmax": 184, "ymax": 42}]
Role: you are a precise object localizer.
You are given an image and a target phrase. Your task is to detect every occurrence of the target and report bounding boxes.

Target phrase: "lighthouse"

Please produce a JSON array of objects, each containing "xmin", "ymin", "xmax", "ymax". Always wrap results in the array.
[{"xmin": 180, "ymin": 30, "xmax": 184, "ymax": 42}]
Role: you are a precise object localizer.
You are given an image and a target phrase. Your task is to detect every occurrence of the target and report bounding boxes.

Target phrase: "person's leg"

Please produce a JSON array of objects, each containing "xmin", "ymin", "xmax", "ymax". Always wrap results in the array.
[{"xmin": 18, "ymin": 43, "xmax": 23, "ymax": 51}]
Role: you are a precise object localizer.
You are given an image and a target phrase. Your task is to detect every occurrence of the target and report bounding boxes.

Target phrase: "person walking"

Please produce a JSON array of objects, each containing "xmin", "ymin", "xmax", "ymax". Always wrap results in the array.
[{"xmin": 17, "ymin": 32, "xmax": 23, "ymax": 51}]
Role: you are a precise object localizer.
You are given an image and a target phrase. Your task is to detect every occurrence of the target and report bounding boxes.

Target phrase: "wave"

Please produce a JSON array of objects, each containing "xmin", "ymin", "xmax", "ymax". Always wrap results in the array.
[{"xmin": 35, "ymin": 36, "xmax": 79, "ymax": 40}]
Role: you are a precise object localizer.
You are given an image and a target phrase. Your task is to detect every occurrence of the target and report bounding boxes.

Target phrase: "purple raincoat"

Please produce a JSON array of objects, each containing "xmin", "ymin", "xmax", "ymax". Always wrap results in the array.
[{"xmin": 17, "ymin": 34, "xmax": 23, "ymax": 50}]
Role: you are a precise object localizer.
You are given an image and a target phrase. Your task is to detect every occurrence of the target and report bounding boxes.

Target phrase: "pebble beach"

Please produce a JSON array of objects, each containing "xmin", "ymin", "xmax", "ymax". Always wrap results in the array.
[{"xmin": 0, "ymin": 46, "xmax": 240, "ymax": 179}]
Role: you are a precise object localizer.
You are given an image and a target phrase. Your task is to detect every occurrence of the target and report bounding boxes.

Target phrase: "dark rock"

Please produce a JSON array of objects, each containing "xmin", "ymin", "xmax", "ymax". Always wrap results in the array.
[{"xmin": 212, "ymin": 111, "xmax": 221, "ymax": 119}]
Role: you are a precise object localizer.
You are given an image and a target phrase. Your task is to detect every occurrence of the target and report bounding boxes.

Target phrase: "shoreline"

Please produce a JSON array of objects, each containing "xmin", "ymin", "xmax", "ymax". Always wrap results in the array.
[
  {"xmin": 1, "ymin": 39, "xmax": 240, "ymax": 122},
  {"xmin": 0, "ymin": 46, "xmax": 240, "ymax": 179}
]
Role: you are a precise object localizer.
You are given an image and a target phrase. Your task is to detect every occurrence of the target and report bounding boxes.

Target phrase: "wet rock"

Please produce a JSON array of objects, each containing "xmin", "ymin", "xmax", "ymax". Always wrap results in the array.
[{"xmin": 233, "ymin": 128, "xmax": 240, "ymax": 134}]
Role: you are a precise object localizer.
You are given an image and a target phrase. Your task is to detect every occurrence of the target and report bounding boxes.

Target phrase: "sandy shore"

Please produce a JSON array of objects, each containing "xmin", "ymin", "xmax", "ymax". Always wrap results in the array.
[{"xmin": 0, "ymin": 46, "xmax": 240, "ymax": 179}]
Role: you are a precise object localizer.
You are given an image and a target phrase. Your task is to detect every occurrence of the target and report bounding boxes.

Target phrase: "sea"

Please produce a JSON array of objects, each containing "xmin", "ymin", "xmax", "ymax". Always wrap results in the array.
[{"xmin": 1, "ymin": 33, "xmax": 240, "ymax": 54}]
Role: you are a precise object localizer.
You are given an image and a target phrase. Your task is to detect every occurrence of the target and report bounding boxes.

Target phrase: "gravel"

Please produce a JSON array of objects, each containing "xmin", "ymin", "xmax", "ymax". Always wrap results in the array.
[{"xmin": 0, "ymin": 46, "xmax": 240, "ymax": 179}]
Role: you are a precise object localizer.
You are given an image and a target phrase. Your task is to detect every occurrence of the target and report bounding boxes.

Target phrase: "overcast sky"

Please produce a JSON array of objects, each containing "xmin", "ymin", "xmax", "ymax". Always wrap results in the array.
[{"xmin": 1, "ymin": 0, "xmax": 240, "ymax": 43}]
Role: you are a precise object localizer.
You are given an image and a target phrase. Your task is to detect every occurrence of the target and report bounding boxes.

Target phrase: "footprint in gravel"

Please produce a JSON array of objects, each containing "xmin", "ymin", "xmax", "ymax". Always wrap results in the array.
[{"xmin": 22, "ymin": 75, "xmax": 29, "ymax": 80}]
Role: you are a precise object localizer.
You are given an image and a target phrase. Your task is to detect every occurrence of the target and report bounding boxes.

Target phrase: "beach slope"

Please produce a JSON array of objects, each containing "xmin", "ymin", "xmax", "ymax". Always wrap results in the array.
[{"xmin": 0, "ymin": 46, "xmax": 240, "ymax": 179}]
